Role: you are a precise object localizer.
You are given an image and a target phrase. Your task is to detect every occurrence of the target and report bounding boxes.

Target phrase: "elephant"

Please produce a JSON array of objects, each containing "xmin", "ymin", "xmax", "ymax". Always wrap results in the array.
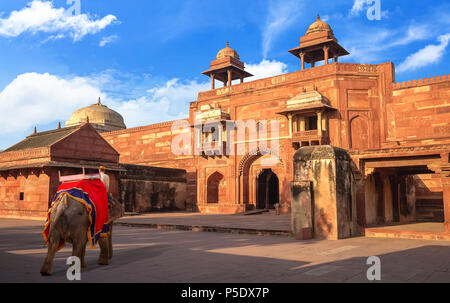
[{"xmin": 40, "ymin": 193, "xmax": 124, "ymax": 276}]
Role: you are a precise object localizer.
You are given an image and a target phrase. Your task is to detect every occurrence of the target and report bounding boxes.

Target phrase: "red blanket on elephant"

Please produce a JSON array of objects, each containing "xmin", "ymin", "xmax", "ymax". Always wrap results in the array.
[{"xmin": 43, "ymin": 179, "xmax": 109, "ymax": 251}]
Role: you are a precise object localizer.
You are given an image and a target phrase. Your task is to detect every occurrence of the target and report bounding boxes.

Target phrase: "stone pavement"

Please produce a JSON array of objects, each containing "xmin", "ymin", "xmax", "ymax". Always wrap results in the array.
[
  {"xmin": 116, "ymin": 211, "xmax": 292, "ymax": 236},
  {"xmin": 2, "ymin": 218, "xmax": 450, "ymax": 283}
]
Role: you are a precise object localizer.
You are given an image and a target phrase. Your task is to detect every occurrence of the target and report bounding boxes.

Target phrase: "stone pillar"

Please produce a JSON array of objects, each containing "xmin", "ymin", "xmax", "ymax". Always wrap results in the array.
[
  {"xmin": 300, "ymin": 52, "xmax": 305, "ymax": 71},
  {"xmin": 321, "ymin": 112, "xmax": 327, "ymax": 131},
  {"xmin": 211, "ymin": 74, "xmax": 215, "ymax": 90},
  {"xmin": 299, "ymin": 117, "xmax": 306, "ymax": 131},
  {"xmin": 311, "ymin": 61, "xmax": 315, "ymax": 68},
  {"xmin": 288, "ymin": 114, "xmax": 293, "ymax": 137},
  {"xmin": 442, "ymin": 176, "xmax": 450, "ymax": 233},
  {"xmin": 240, "ymin": 77, "xmax": 243, "ymax": 84},
  {"xmin": 334, "ymin": 55, "xmax": 338, "ymax": 63},
  {"xmin": 317, "ymin": 112, "xmax": 322, "ymax": 132},
  {"xmin": 323, "ymin": 46, "xmax": 329, "ymax": 65},
  {"xmin": 227, "ymin": 70, "xmax": 232, "ymax": 87},
  {"xmin": 293, "ymin": 115, "xmax": 298, "ymax": 133}
]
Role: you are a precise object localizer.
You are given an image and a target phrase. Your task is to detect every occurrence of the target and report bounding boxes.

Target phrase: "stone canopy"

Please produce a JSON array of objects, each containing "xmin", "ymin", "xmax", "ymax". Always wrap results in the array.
[{"xmin": 277, "ymin": 90, "xmax": 335, "ymax": 115}]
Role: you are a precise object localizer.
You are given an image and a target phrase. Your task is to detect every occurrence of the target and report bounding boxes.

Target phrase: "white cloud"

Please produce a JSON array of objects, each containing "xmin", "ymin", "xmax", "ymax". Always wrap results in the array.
[
  {"xmin": 0, "ymin": 0, "xmax": 118, "ymax": 42},
  {"xmin": 397, "ymin": 33, "xmax": 450, "ymax": 72},
  {"xmin": 262, "ymin": 0, "xmax": 302, "ymax": 58},
  {"xmin": 0, "ymin": 72, "xmax": 101, "ymax": 135},
  {"xmin": 343, "ymin": 24, "xmax": 432, "ymax": 63},
  {"xmin": 99, "ymin": 34, "xmax": 119, "ymax": 47},
  {"xmin": 112, "ymin": 79, "xmax": 210, "ymax": 128},
  {"xmin": 246, "ymin": 59, "xmax": 288, "ymax": 80}
]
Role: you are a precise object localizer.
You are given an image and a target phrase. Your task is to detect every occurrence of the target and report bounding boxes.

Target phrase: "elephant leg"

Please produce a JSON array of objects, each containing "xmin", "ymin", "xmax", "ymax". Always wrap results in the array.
[
  {"xmin": 108, "ymin": 224, "xmax": 113, "ymax": 260},
  {"xmin": 80, "ymin": 241, "xmax": 87, "ymax": 268},
  {"xmin": 72, "ymin": 238, "xmax": 87, "ymax": 269},
  {"xmin": 97, "ymin": 235, "xmax": 109, "ymax": 265},
  {"xmin": 40, "ymin": 236, "xmax": 59, "ymax": 276}
]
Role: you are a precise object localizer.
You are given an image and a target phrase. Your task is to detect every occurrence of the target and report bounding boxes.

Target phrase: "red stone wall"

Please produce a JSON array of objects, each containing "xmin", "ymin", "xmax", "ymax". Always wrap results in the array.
[
  {"xmin": 0, "ymin": 172, "xmax": 50, "ymax": 219},
  {"xmin": 389, "ymin": 75, "xmax": 450, "ymax": 145}
]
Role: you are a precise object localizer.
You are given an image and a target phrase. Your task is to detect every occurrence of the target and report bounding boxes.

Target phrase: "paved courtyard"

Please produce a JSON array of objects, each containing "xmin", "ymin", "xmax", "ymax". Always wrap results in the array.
[
  {"xmin": 1, "ymin": 217, "xmax": 450, "ymax": 283},
  {"xmin": 116, "ymin": 211, "xmax": 291, "ymax": 235}
]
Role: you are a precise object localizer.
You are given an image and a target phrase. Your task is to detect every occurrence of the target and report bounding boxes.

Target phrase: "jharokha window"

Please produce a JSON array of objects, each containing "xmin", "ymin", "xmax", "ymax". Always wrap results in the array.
[
  {"xmin": 306, "ymin": 115, "xmax": 318, "ymax": 131},
  {"xmin": 295, "ymin": 114, "xmax": 318, "ymax": 132}
]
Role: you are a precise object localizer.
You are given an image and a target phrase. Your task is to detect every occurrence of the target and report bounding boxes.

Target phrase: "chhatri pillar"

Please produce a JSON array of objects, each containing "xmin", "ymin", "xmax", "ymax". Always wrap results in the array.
[{"xmin": 202, "ymin": 42, "xmax": 253, "ymax": 89}]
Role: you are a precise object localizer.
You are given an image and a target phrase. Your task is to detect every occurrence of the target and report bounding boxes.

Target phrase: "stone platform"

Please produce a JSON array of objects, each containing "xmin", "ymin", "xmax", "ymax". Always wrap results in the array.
[
  {"xmin": 115, "ymin": 211, "xmax": 291, "ymax": 237},
  {"xmin": 365, "ymin": 223, "xmax": 450, "ymax": 241}
]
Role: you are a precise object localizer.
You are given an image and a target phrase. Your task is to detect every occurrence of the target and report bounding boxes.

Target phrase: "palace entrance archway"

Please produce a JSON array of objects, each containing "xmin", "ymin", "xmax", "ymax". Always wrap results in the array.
[{"xmin": 256, "ymin": 169, "xmax": 279, "ymax": 209}]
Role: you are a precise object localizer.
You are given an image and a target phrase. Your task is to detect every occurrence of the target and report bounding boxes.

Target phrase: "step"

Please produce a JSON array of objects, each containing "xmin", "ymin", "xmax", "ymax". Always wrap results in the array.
[{"xmin": 365, "ymin": 228, "xmax": 450, "ymax": 241}]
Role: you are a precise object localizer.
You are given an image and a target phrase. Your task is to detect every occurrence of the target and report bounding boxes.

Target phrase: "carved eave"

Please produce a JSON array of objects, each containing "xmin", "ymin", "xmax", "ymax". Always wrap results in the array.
[
  {"xmin": 195, "ymin": 108, "xmax": 231, "ymax": 124},
  {"xmin": 289, "ymin": 40, "xmax": 349, "ymax": 63},
  {"xmin": 277, "ymin": 91, "xmax": 336, "ymax": 116},
  {"xmin": 202, "ymin": 56, "xmax": 253, "ymax": 83}
]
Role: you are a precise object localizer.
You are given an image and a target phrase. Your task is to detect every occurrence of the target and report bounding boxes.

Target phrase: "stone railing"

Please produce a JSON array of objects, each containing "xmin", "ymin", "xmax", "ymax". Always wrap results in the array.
[{"xmin": 292, "ymin": 130, "xmax": 328, "ymax": 141}]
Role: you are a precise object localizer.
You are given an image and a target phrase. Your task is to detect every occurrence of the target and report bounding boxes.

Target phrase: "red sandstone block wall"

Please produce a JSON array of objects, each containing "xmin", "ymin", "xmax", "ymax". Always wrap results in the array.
[
  {"xmin": 0, "ymin": 173, "xmax": 50, "ymax": 219},
  {"xmin": 101, "ymin": 121, "xmax": 196, "ymax": 170},
  {"xmin": 102, "ymin": 122, "xmax": 198, "ymax": 206},
  {"xmin": 390, "ymin": 79, "xmax": 450, "ymax": 144}
]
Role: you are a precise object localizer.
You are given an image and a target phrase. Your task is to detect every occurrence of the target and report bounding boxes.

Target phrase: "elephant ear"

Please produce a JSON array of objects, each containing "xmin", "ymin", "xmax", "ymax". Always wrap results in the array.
[{"xmin": 108, "ymin": 196, "xmax": 124, "ymax": 222}]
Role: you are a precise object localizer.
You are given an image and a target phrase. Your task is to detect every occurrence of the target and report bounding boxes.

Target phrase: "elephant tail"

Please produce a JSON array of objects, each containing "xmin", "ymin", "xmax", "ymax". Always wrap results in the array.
[{"xmin": 50, "ymin": 194, "xmax": 69, "ymax": 224}]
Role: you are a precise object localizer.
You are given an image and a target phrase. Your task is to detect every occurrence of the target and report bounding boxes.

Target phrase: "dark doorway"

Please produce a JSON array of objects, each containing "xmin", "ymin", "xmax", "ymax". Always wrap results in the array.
[
  {"xmin": 257, "ymin": 169, "xmax": 279, "ymax": 209},
  {"xmin": 207, "ymin": 172, "xmax": 223, "ymax": 203}
]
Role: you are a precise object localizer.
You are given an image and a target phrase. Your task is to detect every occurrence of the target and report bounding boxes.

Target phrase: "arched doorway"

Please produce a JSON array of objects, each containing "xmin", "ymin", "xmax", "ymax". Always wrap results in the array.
[
  {"xmin": 256, "ymin": 169, "xmax": 279, "ymax": 209},
  {"xmin": 350, "ymin": 115, "xmax": 369, "ymax": 150},
  {"xmin": 238, "ymin": 146, "xmax": 284, "ymax": 207},
  {"xmin": 207, "ymin": 171, "xmax": 223, "ymax": 203}
]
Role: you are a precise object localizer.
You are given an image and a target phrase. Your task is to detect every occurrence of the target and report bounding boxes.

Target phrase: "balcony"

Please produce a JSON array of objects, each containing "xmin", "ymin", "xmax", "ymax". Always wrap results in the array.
[{"xmin": 292, "ymin": 130, "xmax": 329, "ymax": 147}]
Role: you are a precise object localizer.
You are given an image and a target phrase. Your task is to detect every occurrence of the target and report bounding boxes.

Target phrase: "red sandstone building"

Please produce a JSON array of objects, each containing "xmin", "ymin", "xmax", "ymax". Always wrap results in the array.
[{"xmin": 1, "ymin": 17, "xmax": 449, "ymax": 240}]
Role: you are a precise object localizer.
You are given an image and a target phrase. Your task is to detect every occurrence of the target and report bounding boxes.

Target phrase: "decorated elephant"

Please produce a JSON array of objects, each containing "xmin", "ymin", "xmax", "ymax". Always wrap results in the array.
[{"xmin": 40, "ymin": 190, "xmax": 124, "ymax": 276}]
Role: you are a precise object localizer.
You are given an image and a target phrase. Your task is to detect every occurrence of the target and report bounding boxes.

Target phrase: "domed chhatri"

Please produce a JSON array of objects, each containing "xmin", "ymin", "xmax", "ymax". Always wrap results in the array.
[
  {"xmin": 288, "ymin": 15, "xmax": 349, "ymax": 71},
  {"xmin": 216, "ymin": 41, "xmax": 240, "ymax": 60},
  {"xmin": 305, "ymin": 15, "xmax": 333, "ymax": 36},
  {"xmin": 202, "ymin": 41, "xmax": 253, "ymax": 90},
  {"xmin": 65, "ymin": 97, "xmax": 126, "ymax": 133}
]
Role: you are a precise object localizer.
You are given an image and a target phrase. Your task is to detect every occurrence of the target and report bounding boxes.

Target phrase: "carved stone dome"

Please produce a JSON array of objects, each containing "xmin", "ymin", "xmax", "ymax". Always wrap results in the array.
[
  {"xmin": 216, "ymin": 42, "xmax": 240, "ymax": 60},
  {"xmin": 65, "ymin": 98, "xmax": 126, "ymax": 133},
  {"xmin": 305, "ymin": 15, "xmax": 333, "ymax": 35}
]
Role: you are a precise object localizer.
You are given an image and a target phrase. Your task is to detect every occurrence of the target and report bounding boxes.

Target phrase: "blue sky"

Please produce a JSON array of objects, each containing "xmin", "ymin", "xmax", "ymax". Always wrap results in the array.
[{"xmin": 0, "ymin": 0, "xmax": 449, "ymax": 149}]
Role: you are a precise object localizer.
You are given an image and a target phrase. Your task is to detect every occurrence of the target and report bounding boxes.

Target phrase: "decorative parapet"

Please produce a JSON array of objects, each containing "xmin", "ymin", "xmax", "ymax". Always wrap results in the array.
[
  {"xmin": 337, "ymin": 63, "xmax": 378, "ymax": 73},
  {"xmin": 0, "ymin": 147, "xmax": 50, "ymax": 166},
  {"xmin": 197, "ymin": 63, "xmax": 379, "ymax": 101},
  {"xmin": 393, "ymin": 74, "xmax": 450, "ymax": 90}
]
